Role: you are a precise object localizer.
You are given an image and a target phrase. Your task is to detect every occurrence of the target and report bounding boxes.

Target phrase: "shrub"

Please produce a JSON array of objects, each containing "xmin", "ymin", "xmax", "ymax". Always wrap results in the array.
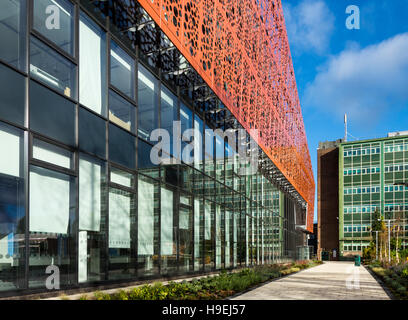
[
  {"xmin": 87, "ymin": 261, "xmax": 317, "ymax": 300},
  {"xmin": 372, "ymin": 267, "xmax": 387, "ymax": 277},
  {"xmin": 94, "ymin": 291, "xmax": 111, "ymax": 300}
]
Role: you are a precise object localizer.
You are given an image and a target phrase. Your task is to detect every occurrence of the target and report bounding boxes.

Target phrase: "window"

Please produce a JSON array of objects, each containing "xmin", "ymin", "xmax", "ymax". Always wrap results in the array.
[
  {"xmin": 0, "ymin": 63, "xmax": 25, "ymax": 126},
  {"xmin": 110, "ymin": 166, "xmax": 133, "ymax": 188},
  {"xmin": 138, "ymin": 139, "xmax": 159, "ymax": 178},
  {"xmin": 78, "ymin": 107, "xmax": 106, "ymax": 158},
  {"xmin": 0, "ymin": 0, "xmax": 26, "ymax": 70},
  {"xmin": 137, "ymin": 175, "xmax": 159, "ymax": 276},
  {"xmin": 79, "ymin": 12, "xmax": 107, "ymax": 115},
  {"xmin": 108, "ymin": 188, "xmax": 135, "ymax": 280},
  {"xmin": 30, "ymin": 36, "xmax": 76, "ymax": 99},
  {"xmin": 33, "ymin": 0, "xmax": 74, "ymax": 55},
  {"xmin": 0, "ymin": 122, "xmax": 25, "ymax": 291},
  {"xmin": 109, "ymin": 123, "xmax": 135, "ymax": 169},
  {"xmin": 160, "ymin": 185, "xmax": 176, "ymax": 274},
  {"xmin": 29, "ymin": 165, "xmax": 75, "ymax": 288},
  {"xmin": 138, "ymin": 64, "xmax": 158, "ymax": 140},
  {"xmin": 110, "ymin": 41, "xmax": 135, "ymax": 99},
  {"xmin": 33, "ymin": 139, "xmax": 73, "ymax": 169},
  {"xmin": 79, "ymin": 154, "xmax": 106, "ymax": 283},
  {"xmin": 30, "ymin": 80, "xmax": 75, "ymax": 146},
  {"xmin": 109, "ymin": 90, "xmax": 135, "ymax": 133},
  {"xmin": 160, "ymin": 85, "xmax": 178, "ymax": 156}
]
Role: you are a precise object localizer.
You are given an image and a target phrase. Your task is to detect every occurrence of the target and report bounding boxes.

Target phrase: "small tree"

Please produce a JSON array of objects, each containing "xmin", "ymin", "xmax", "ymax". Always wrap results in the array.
[{"xmin": 371, "ymin": 209, "xmax": 386, "ymax": 263}]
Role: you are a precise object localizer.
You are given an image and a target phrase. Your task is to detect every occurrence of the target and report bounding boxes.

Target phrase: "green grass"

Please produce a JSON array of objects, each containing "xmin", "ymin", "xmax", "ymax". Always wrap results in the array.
[{"xmin": 86, "ymin": 260, "xmax": 322, "ymax": 300}]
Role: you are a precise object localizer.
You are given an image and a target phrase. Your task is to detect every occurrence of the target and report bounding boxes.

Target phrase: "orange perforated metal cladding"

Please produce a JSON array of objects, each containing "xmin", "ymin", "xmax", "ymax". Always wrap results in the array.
[{"xmin": 137, "ymin": 0, "xmax": 315, "ymax": 231}]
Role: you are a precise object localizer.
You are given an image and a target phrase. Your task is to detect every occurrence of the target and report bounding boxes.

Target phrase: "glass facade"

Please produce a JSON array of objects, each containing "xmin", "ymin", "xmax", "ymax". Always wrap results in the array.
[
  {"xmin": 0, "ymin": 1, "xmax": 306, "ymax": 296},
  {"xmin": 340, "ymin": 137, "xmax": 408, "ymax": 257}
]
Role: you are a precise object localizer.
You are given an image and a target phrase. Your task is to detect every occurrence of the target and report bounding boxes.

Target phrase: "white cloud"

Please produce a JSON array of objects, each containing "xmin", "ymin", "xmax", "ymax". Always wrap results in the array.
[
  {"xmin": 283, "ymin": 0, "xmax": 335, "ymax": 55},
  {"xmin": 304, "ymin": 33, "xmax": 408, "ymax": 126}
]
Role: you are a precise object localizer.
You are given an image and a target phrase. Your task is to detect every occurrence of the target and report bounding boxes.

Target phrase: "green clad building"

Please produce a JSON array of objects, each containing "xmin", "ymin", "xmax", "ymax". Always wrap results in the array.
[{"xmin": 339, "ymin": 132, "xmax": 408, "ymax": 258}]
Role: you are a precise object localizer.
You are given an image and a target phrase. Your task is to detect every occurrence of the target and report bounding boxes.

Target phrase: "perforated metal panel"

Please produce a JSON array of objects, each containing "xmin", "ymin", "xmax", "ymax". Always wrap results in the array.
[{"xmin": 135, "ymin": 0, "xmax": 315, "ymax": 231}]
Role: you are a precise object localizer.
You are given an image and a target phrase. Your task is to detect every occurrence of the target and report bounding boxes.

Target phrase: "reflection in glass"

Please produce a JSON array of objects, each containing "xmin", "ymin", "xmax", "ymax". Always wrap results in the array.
[
  {"xmin": 179, "ymin": 195, "xmax": 192, "ymax": 273},
  {"xmin": 30, "ymin": 80, "xmax": 75, "ymax": 146},
  {"xmin": 110, "ymin": 166, "xmax": 133, "ymax": 188},
  {"xmin": 79, "ymin": 154, "xmax": 106, "ymax": 283},
  {"xmin": 33, "ymin": 0, "xmax": 74, "ymax": 55},
  {"xmin": 193, "ymin": 198, "xmax": 203, "ymax": 271},
  {"xmin": 109, "ymin": 124, "xmax": 135, "ymax": 169},
  {"xmin": 160, "ymin": 85, "xmax": 177, "ymax": 157},
  {"xmin": 0, "ymin": 123, "xmax": 25, "ymax": 291},
  {"xmin": 109, "ymin": 90, "xmax": 135, "ymax": 133},
  {"xmin": 33, "ymin": 139, "xmax": 73, "ymax": 169},
  {"xmin": 108, "ymin": 188, "xmax": 135, "ymax": 280},
  {"xmin": 204, "ymin": 201, "xmax": 214, "ymax": 271},
  {"xmin": 194, "ymin": 116, "xmax": 204, "ymax": 171},
  {"xmin": 30, "ymin": 37, "xmax": 76, "ymax": 99},
  {"xmin": 110, "ymin": 41, "xmax": 135, "ymax": 99},
  {"xmin": 204, "ymin": 124, "xmax": 213, "ymax": 176},
  {"xmin": 137, "ymin": 175, "xmax": 159, "ymax": 277},
  {"xmin": 138, "ymin": 64, "xmax": 158, "ymax": 140},
  {"xmin": 29, "ymin": 166, "xmax": 75, "ymax": 288},
  {"xmin": 138, "ymin": 139, "xmax": 159, "ymax": 179},
  {"xmin": 79, "ymin": 12, "xmax": 107, "ymax": 115},
  {"xmin": 160, "ymin": 186, "xmax": 176, "ymax": 275},
  {"xmin": 78, "ymin": 107, "xmax": 106, "ymax": 158},
  {"xmin": 0, "ymin": 63, "xmax": 25, "ymax": 126},
  {"xmin": 0, "ymin": 0, "xmax": 26, "ymax": 71}
]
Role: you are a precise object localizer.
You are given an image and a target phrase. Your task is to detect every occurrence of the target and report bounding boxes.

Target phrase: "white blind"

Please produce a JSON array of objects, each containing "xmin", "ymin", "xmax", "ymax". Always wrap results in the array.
[
  {"xmin": 79, "ymin": 158, "xmax": 101, "ymax": 232},
  {"xmin": 79, "ymin": 18, "xmax": 102, "ymax": 114},
  {"xmin": 194, "ymin": 199, "xmax": 200, "ymax": 257},
  {"xmin": 225, "ymin": 211, "xmax": 230, "ymax": 268},
  {"xmin": 0, "ymin": 128, "xmax": 20, "ymax": 177},
  {"xmin": 33, "ymin": 141, "xmax": 71, "ymax": 169},
  {"xmin": 215, "ymin": 205, "xmax": 221, "ymax": 269},
  {"xmin": 160, "ymin": 188, "xmax": 173, "ymax": 256},
  {"xmin": 29, "ymin": 169, "xmax": 70, "ymax": 234},
  {"xmin": 109, "ymin": 191, "xmax": 131, "ymax": 248},
  {"xmin": 138, "ymin": 178, "xmax": 154, "ymax": 255},
  {"xmin": 110, "ymin": 170, "xmax": 131, "ymax": 187},
  {"xmin": 78, "ymin": 231, "xmax": 88, "ymax": 283},
  {"xmin": 204, "ymin": 202, "xmax": 211, "ymax": 240},
  {"xmin": 233, "ymin": 213, "xmax": 237, "ymax": 266},
  {"xmin": 179, "ymin": 208, "xmax": 189, "ymax": 230}
]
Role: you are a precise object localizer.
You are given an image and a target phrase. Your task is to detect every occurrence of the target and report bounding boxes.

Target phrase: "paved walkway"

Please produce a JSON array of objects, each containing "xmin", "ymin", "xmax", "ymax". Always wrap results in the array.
[{"xmin": 231, "ymin": 262, "xmax": 391, "ymax": 300}]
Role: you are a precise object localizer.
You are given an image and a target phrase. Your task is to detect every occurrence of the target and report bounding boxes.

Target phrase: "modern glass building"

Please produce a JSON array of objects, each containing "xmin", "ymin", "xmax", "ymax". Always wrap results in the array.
[
  {"xmin": 339, "ymin": 133, "xmax": 408, "ymax": 258},
  {"xmin": 0, "ymin": 0, "xmax": 314, "ymax": 296}
]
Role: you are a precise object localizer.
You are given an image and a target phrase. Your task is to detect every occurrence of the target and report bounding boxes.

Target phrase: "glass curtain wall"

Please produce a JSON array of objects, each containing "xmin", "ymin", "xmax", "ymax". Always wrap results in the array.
[{"xmin": 0, "ymin": 1, "xmax": 307, "ymax": 295}]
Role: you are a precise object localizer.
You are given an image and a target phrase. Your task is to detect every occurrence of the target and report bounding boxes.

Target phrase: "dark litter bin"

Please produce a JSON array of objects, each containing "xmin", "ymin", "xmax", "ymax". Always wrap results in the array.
[{"xmin": 354, "ymin": 255, "xmax": 361, "ymax": 266}]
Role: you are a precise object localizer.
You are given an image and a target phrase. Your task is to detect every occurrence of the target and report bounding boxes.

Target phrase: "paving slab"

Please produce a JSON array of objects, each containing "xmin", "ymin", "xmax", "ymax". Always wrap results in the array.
[{"xmin": 231, "ymin": 262, "xmax": 390, "ymax": 300}]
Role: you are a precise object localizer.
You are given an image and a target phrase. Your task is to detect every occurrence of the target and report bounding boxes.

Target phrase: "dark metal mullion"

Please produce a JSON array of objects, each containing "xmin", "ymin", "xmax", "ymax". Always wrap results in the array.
[
  {"xmin": 156, "ymin": 26, "xmax": 164, "ymax": 274},
  {"xmin": 31, "ymin": 132, "xmax": 76, "ymax": 153},
  {"xmin": 29, "ymin": 77, "xmax": 78, "ymax": 105},
  {"xmin": 30, "ymin": 30, "xmax": 77, "ymax": 65},
  {"xmin": 104, "ymin": 16, "xmax": 111, "ymax": 281},
  {"xmin": 0, "ymin": 59, "xmax": 28, "ymax": 78},
  {"xmin": 108, "ymin": 181, "xmax": 136, "ymax": 195},
  {"xmin": 23, "ymin": 0, "xmax": 33, "ymax": 291},
  {"xmin": 73, "ymin": 1, "xmax": 80, "ymax": 284},
  {"xmin": 109, "ymin": 83, "xmax": 137, "ymax": 107}
]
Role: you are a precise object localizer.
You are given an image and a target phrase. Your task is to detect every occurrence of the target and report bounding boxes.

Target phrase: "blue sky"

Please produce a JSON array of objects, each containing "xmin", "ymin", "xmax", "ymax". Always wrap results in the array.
[{"xmin": 282, "ymin": 0, "xmax": 408, "ymax": 222}]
